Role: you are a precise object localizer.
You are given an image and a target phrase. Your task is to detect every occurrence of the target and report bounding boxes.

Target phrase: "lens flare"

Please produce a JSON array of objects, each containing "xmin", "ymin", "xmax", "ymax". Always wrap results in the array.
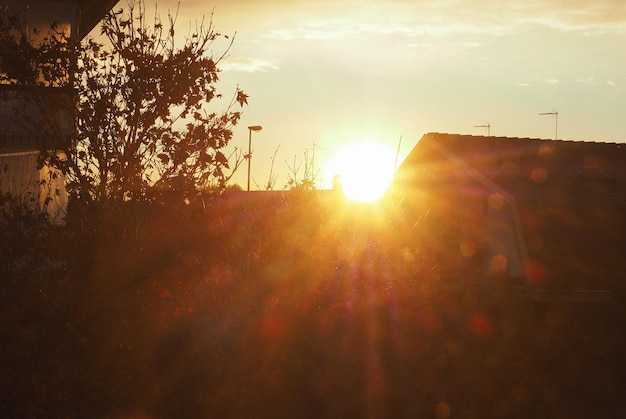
[{"xmin": 325, "ymin": 139, "xmax": 396, "ymax": 202}]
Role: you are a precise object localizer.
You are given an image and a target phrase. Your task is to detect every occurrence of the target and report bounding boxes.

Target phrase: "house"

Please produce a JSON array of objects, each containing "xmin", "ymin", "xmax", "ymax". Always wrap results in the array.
[
  {"xmin": 0, "ymin": 0, "xmax": 118, "ymax": 221},
  {"xmin": 391, "ymin": 132, "xmax": 626, "ymax": 301}
]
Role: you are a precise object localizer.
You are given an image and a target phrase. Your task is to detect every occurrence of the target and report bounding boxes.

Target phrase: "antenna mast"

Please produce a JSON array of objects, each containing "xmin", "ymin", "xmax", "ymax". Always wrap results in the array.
[
  {"xmin": 303, "ymin": 142, "xmax": 327, "ymax": 186},
  {"xmin": 393, "ymin": 135, "xmax": 402, "ymax": 173},
  {"xmin": 303, "ymin": 142, "xmax": 327, "ymax": 172},
  {"xmin": 539, "ymin": 111, "xmax": 558, "ymax": 140},
  {"xmin": 474, "ymin": 123, "xmax": 491, "ymax": 136}
]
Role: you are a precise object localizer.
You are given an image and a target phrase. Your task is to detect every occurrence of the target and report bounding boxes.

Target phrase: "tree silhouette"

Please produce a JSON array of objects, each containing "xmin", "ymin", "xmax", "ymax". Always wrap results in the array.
[{"xmin": 0, "ymin": 1, "xmax": 247, "ymax": 219}]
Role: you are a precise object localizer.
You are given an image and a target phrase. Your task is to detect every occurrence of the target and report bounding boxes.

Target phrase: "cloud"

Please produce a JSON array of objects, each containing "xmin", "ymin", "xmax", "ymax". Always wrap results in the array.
[
  {"xmin": 577, "ymin": 76, "xmax": 598, "ymax": 84},
  {"xmin": 155, "ymin": 0, "xmax": 626, "ymax": 52},
  {"xmin": 545, "ymin": 79, "xmax": 559, "ymax": 85},
  {"xmin": 457, "ymin": 41, "xmax": 483, "ymax": 48},
  {"xmin": 403, "ymin": 42, "xmax": 433, "ymax": 48},
  {"xmin": 266, "ymin": 24, "xmax": 356, "ymax": 41},
  {"xmin": 386, "ymin": 0, "xmax": 626, "ymax": 32},
  {"xmin": 254, "ymin": 0, "xmax": 626, "ymax": 43},
  {"xmin": 526, "ymin": 0, "xmax": 626, "ymax": 33},
  {"xmin": 576, "ymin": 76, "xmax": 617, "ymax": 86},
  {"xmin": 222, "ymin": 57, "xmax": 279, "ymax": 72},
  {"xmin": 517, "ymin": 82, "xmax": 531, "ymax": 87}
]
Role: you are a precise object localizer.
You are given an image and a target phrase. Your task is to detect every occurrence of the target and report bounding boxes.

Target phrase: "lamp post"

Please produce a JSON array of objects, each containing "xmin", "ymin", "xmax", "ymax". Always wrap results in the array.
[{"xmin": 247, "ymin": 125, "xmax": 262, "ymax": 191}]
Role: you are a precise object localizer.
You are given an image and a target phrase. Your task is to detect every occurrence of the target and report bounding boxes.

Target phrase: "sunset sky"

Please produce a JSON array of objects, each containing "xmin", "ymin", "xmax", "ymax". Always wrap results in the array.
[{"xmin": 146, "ymin": 0, "xmax": 626, "ymax": 189}]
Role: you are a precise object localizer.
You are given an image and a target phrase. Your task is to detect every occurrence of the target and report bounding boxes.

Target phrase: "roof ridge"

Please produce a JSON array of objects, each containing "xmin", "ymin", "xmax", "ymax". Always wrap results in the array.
[{"xmin": 425, "ymin": 132, "xmax": 624, "ymax": 146}]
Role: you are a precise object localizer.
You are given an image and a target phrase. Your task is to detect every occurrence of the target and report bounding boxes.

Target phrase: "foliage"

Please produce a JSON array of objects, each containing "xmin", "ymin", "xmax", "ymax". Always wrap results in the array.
[
  {"xmin": 0, "ymin": 188, "xmax": 57, "ymax": 280},
  {"xmin": 262, "ymin": 145, "xmax": 280, "ymax": 191},
  {"xmin": 0, "ymin": 0, "xmax": 248, "ymax": 213},
  {"xmin": 2, "ymin": 3, "xmax": 626, "ymax": 418},
  {"xmin": 2, "ymin": 191, "xmax": 626, "ymax": 418},
  {"xmin": 284, "ymin": 150, "xmax": 318, "ymax": 191}
]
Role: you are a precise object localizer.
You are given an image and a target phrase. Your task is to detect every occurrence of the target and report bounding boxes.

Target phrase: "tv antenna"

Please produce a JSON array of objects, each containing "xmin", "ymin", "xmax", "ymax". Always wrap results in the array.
[
  {"xmin": 303, "ymin": 142, "xmax": 327, "ymax": 186},
  {"xmin": 303, "ymin": 142, "xmax": 327, "ymax": 173},
  {"xmin": 474, "ymin": 123, "xmax": 491, "ymax": 136},
  {"xmin": 539, "ymin": 111, "xmax": 558, "ymax": 140},
  {"xmin": 393, "ymin": 135, "xmax": 403, "ymax": 173}
]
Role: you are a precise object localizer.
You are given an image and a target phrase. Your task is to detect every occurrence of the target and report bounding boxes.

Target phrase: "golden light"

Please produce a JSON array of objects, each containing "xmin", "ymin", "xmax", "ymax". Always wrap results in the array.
[{"xmin": 324, "ymin": 139, "xmax": 396, "ymax": 203}]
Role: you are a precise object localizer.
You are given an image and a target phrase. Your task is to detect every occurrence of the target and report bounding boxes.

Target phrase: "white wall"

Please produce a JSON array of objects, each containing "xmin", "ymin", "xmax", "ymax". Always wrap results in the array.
[
  {"xmin": 3, "ymin": 0, "xmax": 77, "ymax": 41},
  {"xmin": 0, "ymin": 150, "xmax": 67, "ymax": 223}
]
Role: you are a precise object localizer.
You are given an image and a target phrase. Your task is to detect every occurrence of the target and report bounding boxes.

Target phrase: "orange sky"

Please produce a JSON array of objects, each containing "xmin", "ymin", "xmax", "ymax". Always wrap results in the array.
[{"xmin": 135, "ymin": 0, "xmax": 626, "ymax": 189}]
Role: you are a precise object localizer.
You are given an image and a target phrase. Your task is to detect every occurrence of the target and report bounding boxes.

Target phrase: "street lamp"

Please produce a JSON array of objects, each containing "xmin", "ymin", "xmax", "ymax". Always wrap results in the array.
[{"xmin": 247, "ymin": 125, "xmax": 262, "ymax": 191}]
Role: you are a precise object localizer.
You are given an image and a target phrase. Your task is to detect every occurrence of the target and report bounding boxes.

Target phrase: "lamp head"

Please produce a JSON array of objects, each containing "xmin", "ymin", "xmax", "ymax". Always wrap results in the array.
[{"xmin": 248, "ymin": 125, "xmax": 262, "ymax": 132}]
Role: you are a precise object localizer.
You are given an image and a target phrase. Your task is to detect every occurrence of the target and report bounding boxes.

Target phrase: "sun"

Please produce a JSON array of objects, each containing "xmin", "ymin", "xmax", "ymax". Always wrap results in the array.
[{"xmin": 324, "ymin": 139, "xmax": 396, "ymax": 203}]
